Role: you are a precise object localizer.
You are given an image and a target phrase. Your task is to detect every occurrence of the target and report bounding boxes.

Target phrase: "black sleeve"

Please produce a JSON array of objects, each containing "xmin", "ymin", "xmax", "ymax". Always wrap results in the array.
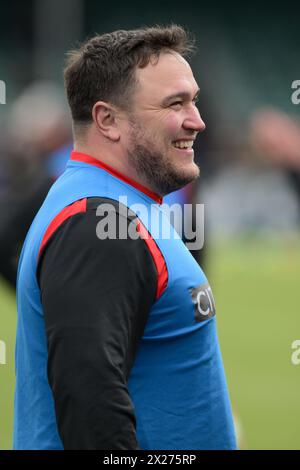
[{"xmin": 37, "ymin": 197, "xmax": 157, "ymax": 450}]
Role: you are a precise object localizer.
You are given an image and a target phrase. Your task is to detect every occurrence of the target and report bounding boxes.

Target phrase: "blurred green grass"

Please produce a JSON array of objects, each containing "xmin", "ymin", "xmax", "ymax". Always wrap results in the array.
[
  {"xmin": 0, "ymin": 280, "xmax": 16, "ymax": 450},
  {"xmin": 0, "ymin": 236, "xmax": 300, "ymax": 449},
  {"xmin": 209, "ymin": 235, "xmax": 300, "ymax": 450}
]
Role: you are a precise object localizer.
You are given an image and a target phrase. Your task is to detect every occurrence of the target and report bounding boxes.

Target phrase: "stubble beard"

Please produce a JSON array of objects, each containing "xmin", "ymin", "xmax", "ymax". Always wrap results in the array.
[{"xmin": 127, "ymin": 121, "xmax": 200, "ymax": 196}]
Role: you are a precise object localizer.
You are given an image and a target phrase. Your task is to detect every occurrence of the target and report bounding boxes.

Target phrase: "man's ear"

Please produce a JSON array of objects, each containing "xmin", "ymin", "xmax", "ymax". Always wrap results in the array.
[{"xmin": 92, "ymin": 101, "xmax": 120, "ymax": 141}]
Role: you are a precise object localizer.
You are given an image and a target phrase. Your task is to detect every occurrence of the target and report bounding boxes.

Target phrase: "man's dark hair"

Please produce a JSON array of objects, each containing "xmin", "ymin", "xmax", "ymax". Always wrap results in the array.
[{"xmin": 64, "ymin": 25, "xmax": 195, "ymax": 127}]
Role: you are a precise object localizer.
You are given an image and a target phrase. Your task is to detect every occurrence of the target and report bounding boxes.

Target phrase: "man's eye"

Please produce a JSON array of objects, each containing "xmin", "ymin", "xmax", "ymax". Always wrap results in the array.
[{"xmin": 170, "ymin": 101, "xmax": 182, "ymax": 108}]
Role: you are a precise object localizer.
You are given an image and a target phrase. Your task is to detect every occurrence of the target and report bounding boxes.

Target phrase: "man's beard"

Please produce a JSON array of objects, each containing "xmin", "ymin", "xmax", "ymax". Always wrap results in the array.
[{"xmin": 127, "ymin": 122, "xmax": 200, "ymax": 196}]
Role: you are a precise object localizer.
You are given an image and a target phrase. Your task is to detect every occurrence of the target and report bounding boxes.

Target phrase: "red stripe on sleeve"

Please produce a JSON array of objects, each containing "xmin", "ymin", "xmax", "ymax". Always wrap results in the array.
[
  {"xmin": 136, "ymin": 221, "xmax": 168, "ymax": 300},
  {"xmin": 38, "ymin": 198, "xmax": 87, "ymax": 259}
]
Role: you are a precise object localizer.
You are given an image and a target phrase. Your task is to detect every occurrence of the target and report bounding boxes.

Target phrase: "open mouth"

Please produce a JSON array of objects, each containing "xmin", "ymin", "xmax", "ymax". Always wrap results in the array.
[{"xmin": 172, "ymin": 140, "xmax": 194, "ymax": 152}]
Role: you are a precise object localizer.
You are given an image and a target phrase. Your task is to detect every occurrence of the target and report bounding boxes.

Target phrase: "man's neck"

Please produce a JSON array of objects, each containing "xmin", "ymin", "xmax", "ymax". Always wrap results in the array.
[{"xmin": 73, "ymin": 142, "xmax": 163, "ymax": 200}]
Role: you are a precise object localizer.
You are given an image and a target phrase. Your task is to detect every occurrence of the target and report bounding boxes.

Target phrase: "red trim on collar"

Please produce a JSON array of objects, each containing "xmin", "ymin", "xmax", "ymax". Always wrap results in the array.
[{"xmin": 71, "ymin": 151, "xmax": 163, "ymax": 204}]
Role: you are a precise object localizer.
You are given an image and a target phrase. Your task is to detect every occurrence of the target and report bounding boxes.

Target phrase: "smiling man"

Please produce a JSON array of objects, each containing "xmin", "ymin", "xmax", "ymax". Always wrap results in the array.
[
  {"xmin": 121, "ymin": 52, "xmax": 203, "ymax": 195},
  {"xmin": 14, "ymin": 25, "xmax": 236, "ymax": 450}
]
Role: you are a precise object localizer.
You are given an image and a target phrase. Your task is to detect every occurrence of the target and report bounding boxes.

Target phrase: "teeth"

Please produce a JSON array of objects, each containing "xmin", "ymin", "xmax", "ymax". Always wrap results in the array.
[{"xmin": 173, "ymin": 140, "xmax": 193, "ymax": 149}]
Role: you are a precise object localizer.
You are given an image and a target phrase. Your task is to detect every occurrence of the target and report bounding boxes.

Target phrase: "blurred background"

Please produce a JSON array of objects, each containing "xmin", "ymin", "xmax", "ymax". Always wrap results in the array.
[{"xmin": 1, "ymin": 0, "xmax": 300, "ymax": 450}]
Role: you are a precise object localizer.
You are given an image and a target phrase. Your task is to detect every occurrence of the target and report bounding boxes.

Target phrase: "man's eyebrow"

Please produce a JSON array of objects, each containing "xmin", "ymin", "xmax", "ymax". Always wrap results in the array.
[{"xmin": 162, "ymin": 89, "xmax": 200, "ymax": 106}]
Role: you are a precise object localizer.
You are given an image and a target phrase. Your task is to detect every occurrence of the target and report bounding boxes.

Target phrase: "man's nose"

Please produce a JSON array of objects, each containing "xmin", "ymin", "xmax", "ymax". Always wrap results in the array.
[{"xmin": 184, "ymin": 107, "xmax": 206, "ymax": 132}]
